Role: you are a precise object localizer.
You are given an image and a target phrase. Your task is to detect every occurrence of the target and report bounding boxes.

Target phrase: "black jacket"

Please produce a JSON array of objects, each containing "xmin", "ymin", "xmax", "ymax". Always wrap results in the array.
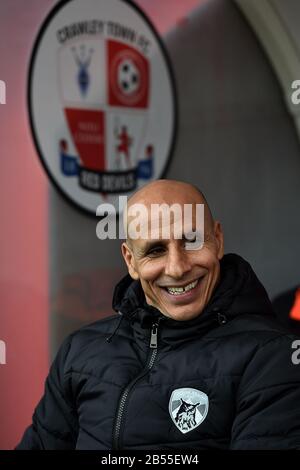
[{"xmin": 17, "ymin": 254, "xmax": 300, "ymax": 450}]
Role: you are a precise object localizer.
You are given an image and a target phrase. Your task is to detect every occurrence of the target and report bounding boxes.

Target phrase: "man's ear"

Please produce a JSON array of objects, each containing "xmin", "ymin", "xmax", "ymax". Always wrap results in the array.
[
  {"xmin": 121, "ymin": 242, "xmax": 139, "ymax": 280},
  {"xmin": 214, "ymin": 221, "xmax": 224, "ymax": 260}
]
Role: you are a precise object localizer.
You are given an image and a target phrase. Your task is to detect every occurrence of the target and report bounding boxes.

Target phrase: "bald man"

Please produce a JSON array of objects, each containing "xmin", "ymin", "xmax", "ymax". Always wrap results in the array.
[
  {"xmin": 121, "ymin": 180, "xmax": 223, "ymax": 323},
  {"xmin": 17, "ymin": 180, "xmax": 300, "ymax": 451}
]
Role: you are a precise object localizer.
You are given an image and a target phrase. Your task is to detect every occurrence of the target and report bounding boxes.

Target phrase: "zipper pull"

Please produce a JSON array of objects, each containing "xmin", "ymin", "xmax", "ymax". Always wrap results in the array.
[{"xmin": 150, "ymin": 323, "xmax": 158, "ymax": 348}]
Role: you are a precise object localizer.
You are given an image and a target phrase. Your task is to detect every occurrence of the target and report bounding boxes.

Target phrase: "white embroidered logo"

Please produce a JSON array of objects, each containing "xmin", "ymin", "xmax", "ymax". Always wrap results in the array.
[{"xmin": 169, "ymin": 388, "xmax": 209, "ymax": 434}]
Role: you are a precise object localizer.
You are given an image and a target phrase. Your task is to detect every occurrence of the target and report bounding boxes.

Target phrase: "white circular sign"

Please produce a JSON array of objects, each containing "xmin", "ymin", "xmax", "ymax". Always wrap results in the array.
[{"xmin": 28, "ymin": 0, "xmax": 177, "ymax": 214}]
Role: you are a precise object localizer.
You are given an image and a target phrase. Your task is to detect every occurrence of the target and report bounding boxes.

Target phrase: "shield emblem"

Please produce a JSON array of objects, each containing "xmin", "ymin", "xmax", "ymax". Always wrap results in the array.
[
  {"xmin": 58, "ymin": 38, "xmax": 150, "ymax": 189},
  {"xmin": 169, "ymin": 388, "xmax": 209, "ymax": 434},
  {"xmin": 28, "ymin": 0, "xmax": 177, "ymax": 213}
]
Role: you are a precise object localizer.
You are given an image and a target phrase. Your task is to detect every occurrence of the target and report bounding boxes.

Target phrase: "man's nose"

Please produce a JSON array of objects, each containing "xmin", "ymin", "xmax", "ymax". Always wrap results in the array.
[{"xmin": 164, "ymin": 246, "xmax": 191, "ymax": 279}]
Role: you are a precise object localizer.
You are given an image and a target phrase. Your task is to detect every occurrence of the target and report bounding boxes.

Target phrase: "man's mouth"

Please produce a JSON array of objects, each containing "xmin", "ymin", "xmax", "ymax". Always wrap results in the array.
[{"xmin": 163, "ymin": 278, "xmax": 200, "ymax": 296}]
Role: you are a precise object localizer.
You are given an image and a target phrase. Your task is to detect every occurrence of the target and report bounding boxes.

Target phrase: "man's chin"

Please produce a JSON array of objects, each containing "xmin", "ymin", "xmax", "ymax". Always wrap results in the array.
[{"xmin": 161, "ymin": 306, "xmax": 204, "ymax": 322}]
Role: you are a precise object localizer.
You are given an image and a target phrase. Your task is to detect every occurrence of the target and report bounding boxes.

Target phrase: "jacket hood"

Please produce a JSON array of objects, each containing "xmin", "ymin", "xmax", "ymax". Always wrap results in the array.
[{"xmin": 112, "ymin": 253, "xmax": 275, "ymax": 344}]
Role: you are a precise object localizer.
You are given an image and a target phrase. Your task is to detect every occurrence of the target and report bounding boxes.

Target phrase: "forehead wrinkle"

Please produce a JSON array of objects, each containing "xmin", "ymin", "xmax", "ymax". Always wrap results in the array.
[
  {"xmin": 125, "ymin": 180, "xmax": 215, "ymax": 244},
  {"xmin": 131, "ymin": 240, "xmax": 161, "ymax": 258}
]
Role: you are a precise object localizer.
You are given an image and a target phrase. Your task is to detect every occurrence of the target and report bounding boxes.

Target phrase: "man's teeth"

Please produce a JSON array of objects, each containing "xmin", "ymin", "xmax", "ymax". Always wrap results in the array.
[{"xmin": 166, "ymin": 279, "xmax": 198, "ymax": 295}]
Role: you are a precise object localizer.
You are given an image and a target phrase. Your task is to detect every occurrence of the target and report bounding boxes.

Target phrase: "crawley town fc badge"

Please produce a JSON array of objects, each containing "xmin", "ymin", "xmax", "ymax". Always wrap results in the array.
[
  {"xmin": 169, "ymin": 388, "xmax": 209, "ymax": 434},
  {"xmin": 28, "ymin": 0, "xmax": 176, "ymax": 214}
]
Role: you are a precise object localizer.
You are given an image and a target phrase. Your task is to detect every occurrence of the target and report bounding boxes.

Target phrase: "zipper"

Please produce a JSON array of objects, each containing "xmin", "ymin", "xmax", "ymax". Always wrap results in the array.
[{"xmin": 112, "ymin": 321, "xmax": 159, "ymax": 450}]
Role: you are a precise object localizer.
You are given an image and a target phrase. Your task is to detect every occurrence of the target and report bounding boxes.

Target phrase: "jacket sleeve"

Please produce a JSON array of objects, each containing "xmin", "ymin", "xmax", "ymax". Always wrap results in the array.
[
  {"xmin": 230, "ymin": 334, "xmax": 300, "ymax": 450},
  {"xmin": 16, "ymin": 335, "xmax": 78, "ymax": 450}
]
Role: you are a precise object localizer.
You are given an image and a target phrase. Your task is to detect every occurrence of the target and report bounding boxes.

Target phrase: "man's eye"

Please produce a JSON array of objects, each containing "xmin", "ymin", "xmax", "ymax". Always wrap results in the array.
[
  {"xmin": 183, "ymin": 232, "xmax": 204, "ymax": 249},
  {"xmin": 147, "ymin": 246, "xmax": 165, "ymax": 257}
]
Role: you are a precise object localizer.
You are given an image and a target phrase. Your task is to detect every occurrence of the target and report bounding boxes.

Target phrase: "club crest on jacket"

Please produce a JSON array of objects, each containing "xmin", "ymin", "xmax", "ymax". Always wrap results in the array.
[{"xmin": 169, "ymin": 388, "xmax": 209, "ymax": 434}]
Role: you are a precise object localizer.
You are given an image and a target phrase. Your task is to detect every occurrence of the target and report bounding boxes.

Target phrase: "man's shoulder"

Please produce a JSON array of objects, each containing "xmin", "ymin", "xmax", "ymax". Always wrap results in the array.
[
  {"xmin": 208, "ymin": 313, "xmax": 299, "ymax": 344},
  {"xmin": 70, "ymin": 313, "xmax": 122, "ymax": 342},
  {"xmin": 205, "ymin": 314, "xmax": 300, "ymax": 380},
  {"xmin": 57, "ymin": 314, "xmax": 123, "ymax": 361}
]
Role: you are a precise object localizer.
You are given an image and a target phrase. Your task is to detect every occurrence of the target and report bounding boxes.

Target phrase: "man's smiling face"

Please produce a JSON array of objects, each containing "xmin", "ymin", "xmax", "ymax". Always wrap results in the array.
[{"xmin": 121, "ymin": 181, "xmax": 224, "ymax": 321}]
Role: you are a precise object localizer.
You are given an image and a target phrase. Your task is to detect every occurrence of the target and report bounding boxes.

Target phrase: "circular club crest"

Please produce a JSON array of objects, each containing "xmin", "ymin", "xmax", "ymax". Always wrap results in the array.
[{"xmin": 28, "ymin": 0, "xmax": 177, "ymax": 215}]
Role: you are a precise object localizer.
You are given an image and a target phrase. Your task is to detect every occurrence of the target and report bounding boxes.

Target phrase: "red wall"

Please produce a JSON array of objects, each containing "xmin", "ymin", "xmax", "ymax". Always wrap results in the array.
[
  {"xmin": 0, "ymin": 0, "xmax": 204, "ymax": 450},
  {"xmin": 0, "ymin": 0, "xmax": 56, "ymax": 450}
]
